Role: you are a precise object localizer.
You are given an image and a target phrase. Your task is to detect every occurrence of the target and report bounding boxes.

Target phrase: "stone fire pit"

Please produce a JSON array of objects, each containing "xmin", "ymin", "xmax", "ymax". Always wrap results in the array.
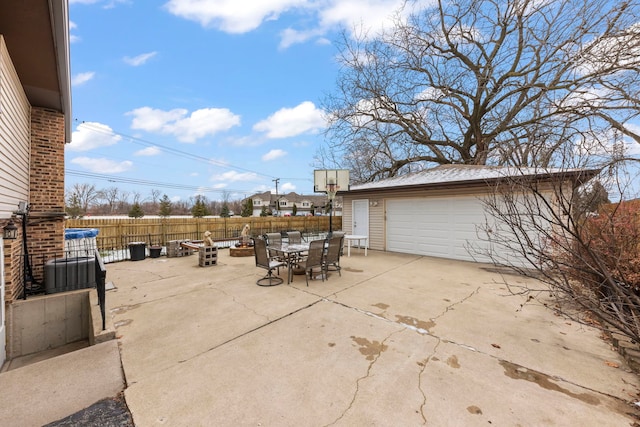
[{"xmin": 230, "ymin": 244, "xmax": 254, "ymax": 257}]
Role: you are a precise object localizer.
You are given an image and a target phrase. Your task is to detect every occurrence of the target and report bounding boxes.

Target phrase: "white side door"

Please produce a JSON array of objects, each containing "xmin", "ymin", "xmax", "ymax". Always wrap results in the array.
[{"xmin": 352, "ymin": 199, "xmax": 369, "ymax": 242}]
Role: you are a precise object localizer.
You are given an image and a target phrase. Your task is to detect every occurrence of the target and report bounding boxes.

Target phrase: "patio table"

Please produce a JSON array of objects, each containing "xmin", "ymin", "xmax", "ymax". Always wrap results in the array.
[
  {"xmin": 344, "ymin": 235, "xmax": 368, "ymax": 257},
  {"xmin": 268, "ymin": 243, "xmax": 310, "ymax": 284}
]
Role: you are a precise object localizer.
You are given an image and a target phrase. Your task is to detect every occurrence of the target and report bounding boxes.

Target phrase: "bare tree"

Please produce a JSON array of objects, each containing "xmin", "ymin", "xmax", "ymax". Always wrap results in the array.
[
  {"xmin": 322, "ymin": 0, "xmax": 640, "ymax": 182},
  {"xmin": 66, "ymin": 183, "xmax": 98, "ymax": 215},
  {"xmin": 474, "ymin": 153, "xmax": 640, "ymax": 343},
  {"xmin": 117, "ymin": 191, "xmax": 130, "ymax": 214},
  {"xmin": 97, "ymin": 186, "xmax": 120, "ymax": 214},
  {"xmin": 149, "ymin": 189, "xmax": 161, "ymax": 206}
]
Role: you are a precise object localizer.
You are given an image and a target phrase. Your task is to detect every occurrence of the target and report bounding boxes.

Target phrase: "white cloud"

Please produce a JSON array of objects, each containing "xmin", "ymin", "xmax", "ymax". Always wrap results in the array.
[
  {"xmin": 134, "ymin": 146, "xmax": 162, "ymax": 156},
  {"xmin": 279, "ymin": 27, "xmax": 322, "ymax": 49},
  {"xmin": 165, "ymin": 0, "xmax": 430, "ymax": 47},
  {"xmin": 70, "ymin": 0, "xmax": 128, "ymax": 6},
  {"xmin": 127, "ymin": 106, "xmax": 241, "ymax": 142},
  {"xmin": 253, "ymin": 101, "xmax": 326, "ymax": 138},
  {"xmin": 317, "ymin": 0, "xmax": 407, "ymax": 35},
  {"xmin": 68, "ymin": 122, "xmax": 122, "ymax": 151},
  {"xmin": 211, "ymin": 170, "xmax": 259, "ymax": 182},
  {"xmin": 70, "ymin": 35, "xmax": 81, "ymax": 43},
  {"xmin": 72, "ymin": 72, "xmax": 95, "ymax": 86},
  {"xmin": 164, "ymin": 0, "xmax": 308, "ymax": 33},
  {"xmin": 281, "ymin": 182, "xmax": 296, "ymax": 192},
  {"xmin": 70, "ymin": 157, "xmax": 133, "ymax": 173},
  {"xmin": 262, "ymin": 149, "xmax": 287, "ymax": 161},
  {"xmin": 123, "ymin": 52, "xmax": 158, "ymax": 66}
]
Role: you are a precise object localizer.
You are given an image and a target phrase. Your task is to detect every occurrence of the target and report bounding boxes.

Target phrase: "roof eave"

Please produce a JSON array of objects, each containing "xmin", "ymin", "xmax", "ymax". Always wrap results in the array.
[
  {"xmin": 345, "ymin": 168, "xmax": 601, "ymax": 195},
  {"xmin": 51, "ymin": 0, "xmax": 72, "ymax": 143}
]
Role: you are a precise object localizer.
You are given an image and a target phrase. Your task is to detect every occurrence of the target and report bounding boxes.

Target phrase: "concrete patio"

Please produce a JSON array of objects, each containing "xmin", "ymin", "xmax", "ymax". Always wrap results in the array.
[{"xmin": 3, "ymin": 248, "xmax": 640, "ymax": 426}]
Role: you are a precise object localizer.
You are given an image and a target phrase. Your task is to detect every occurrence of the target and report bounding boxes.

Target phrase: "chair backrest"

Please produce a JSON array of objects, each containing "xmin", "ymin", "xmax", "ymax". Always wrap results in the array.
[
  {"xmin": 331, "ymin": 231, "xmax": 345, "ymax": 238},
  {"xmin": 326, "ymin": 235, "xmax": 343, "ymax": 264},
  {"xmin": 253, "ymin": 237, "xmax": 270, "ymax": 268},
  {"xmin": 287, "ymin": 231, "xmax": 302, "ymax": 244},
  {"xmin": 265, "ymin": 233, "xmax": 282, "ymax": 246},
  {"xmin": 305, "ymin": 239, "xmax": 325, "ymax": 269}
]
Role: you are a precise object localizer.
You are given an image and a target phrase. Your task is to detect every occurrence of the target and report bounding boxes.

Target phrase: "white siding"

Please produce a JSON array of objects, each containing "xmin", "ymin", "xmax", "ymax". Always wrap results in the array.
[
  {"xmin": 344, "ymin": 185, "xmax": 555, "ymax": 265},
  {"xmin": 0, "ymin": 36, "xmax": 30, "ymax": 217}
]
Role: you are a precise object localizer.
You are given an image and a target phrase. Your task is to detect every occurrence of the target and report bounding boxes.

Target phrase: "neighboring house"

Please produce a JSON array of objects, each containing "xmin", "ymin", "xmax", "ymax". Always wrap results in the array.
[
  {"xmin": 248, "ymin": 192, "xmax": 342, "ymax": 217},
  {"xmin": 0, "ymin": 2, "xmax": 71, "ymax": 365},
  {"xmin": 341, "ymin": 165, "xmax": 597, "ymax": 264}
]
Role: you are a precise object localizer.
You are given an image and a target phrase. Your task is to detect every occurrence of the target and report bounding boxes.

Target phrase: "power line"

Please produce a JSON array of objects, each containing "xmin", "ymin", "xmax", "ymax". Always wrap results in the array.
[
  {"xmin": 66, "ymin": 169, "xmax": 252, "ymax": 195},
  {"xmin": 74, "ymin": 120, "xmax": 313, "ymax": 183}
]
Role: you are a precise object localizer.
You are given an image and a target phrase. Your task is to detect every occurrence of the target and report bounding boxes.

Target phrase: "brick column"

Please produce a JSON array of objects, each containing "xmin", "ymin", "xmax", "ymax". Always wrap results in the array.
[{"xmin": 5, "ymin": 107, "xmax": 67, "ymax": 300}]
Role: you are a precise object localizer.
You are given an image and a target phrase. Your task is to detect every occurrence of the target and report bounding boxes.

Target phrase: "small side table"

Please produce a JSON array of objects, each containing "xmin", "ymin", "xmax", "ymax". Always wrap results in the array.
[{"xmin": 344, "ymin": 235, "xmax": 368, "ymax": 257}]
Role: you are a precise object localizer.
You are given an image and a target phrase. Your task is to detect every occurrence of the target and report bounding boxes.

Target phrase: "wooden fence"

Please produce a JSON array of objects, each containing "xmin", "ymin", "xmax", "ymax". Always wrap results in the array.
[{"xmin": 66, "ymin": 216, "xmax": 343, "ymax": 252}]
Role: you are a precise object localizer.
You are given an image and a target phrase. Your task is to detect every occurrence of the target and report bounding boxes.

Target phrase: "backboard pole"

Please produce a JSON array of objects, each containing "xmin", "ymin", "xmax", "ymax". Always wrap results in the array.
[{"xmin": 314, "ymin": 169, "xmax": 350, "ymax": 236}]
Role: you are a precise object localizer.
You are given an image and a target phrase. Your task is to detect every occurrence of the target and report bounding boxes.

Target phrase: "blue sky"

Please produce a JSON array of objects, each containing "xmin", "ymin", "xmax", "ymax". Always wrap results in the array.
[{"xmin": 66, "ymin": 0, "xmax": 416, "ymax": 203}]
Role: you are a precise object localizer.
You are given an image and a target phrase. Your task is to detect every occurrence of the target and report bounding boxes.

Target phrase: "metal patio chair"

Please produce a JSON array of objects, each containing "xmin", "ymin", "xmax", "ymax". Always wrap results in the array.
[
  {"xmin": 253, "ymin": 237, "xmax": 285, "ymax": 286},
  {"xmin": 324, "ymin": 235, "xmax": 344, "ymax": 276},
  {"xmin": 296, "ymin": 239, "xmax": 326, "ymax": 286}
]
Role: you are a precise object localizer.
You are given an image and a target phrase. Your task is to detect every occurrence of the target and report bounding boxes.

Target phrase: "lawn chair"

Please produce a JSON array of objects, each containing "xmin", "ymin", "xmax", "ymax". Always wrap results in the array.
[
  {"xmin": 286, "ymin": 231, "xmax": 303, "ymax": 244},
  {"xmin": 253, "ymin": 237, "xmax": 285, "ymax": 286},
  {"xmin": 296, "ymin": 239, "xmax": 326, "ymax": 286},
  {"xmin": 265, "ymin": 232, "xmax": 283, "ymax": 261},
  {"xmin": 325, "ymin": 235, "xmax": 344, "ymax": 276}
]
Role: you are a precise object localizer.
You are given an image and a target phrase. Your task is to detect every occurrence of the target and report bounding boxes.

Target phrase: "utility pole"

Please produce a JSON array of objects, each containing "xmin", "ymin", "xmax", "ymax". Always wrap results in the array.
[{"xmin": 272, "ymin": 178, "xmax": 280, "ymax": 216}]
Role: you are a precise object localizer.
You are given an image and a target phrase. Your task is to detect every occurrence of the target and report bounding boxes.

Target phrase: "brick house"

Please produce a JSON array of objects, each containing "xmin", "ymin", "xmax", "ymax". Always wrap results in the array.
[
  {"xmin": 0, "ymin": 1, "xmax": 71, "ymax": 366},
  {"xmin": 248, "ymin": 191, "xmax": 343, "ymax": 217}
]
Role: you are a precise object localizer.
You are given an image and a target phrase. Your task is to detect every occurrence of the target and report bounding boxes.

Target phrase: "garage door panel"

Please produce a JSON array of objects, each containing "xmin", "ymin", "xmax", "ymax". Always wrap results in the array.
[{"xmin": 387, "ymin": 198, "xmax": 499, "ymax": 263}]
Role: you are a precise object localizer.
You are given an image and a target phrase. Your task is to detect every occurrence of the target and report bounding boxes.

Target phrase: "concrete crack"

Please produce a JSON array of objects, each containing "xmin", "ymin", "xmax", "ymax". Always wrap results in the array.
[
  {"xmin": 324, "ymin": 329, "xmax": 401, "ymax": 426},
  {"xmin": 212, "ymin": 286, "xmax": 271, "ymax": 322},
  {"xmin": 433, "ymin": 286, "xmax": 481, "ymax": 321},
  {"xmin": 176, "ymin": 299, "xmax": 323, "ymax": 364},
  {"xmin": 417, "ymin": 338, "xmax": 442, "ymax": 425}
]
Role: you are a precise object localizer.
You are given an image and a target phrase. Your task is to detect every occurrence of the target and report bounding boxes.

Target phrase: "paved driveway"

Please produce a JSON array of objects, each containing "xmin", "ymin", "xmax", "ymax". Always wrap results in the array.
[{"xmin": 105, "ymin": 249, "xmax": 639, "ymax": 426}]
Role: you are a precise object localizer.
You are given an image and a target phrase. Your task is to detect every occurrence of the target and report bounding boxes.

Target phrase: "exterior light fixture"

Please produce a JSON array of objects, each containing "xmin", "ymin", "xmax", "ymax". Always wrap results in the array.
[{"xmin": 3, "ymin": 219, "xmax": 18, "ymax": 240}]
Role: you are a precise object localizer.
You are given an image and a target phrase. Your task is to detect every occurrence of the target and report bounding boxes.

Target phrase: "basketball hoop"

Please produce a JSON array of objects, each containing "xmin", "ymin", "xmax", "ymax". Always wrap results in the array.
[
  {"xmin": 326, "ymin": 178, "xmax": 338, "ymax": 201},
  {"xmin": 313, "ymin": 169, "xmax": 349, "ymax": 235}
]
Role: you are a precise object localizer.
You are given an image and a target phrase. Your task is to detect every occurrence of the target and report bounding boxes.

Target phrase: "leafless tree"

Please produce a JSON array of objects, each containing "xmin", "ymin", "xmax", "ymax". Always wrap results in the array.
[
  {"xmin": 97, "ymin": 186, "xmax": 120, "ymax": 214},
  {"xmin": 322, "ymin": 0, "xmax": 640, "ymax": 182},
  {"xmin": 473, "ymin": 153, "xmax": 640, "ymax": 342},
  {"xmin": 116, "ymin": 191, "xmax": 130, "ymax": 213},
  {"xmin": 66, "ymin": 183, "xmax": 98, "ymax": 214}
]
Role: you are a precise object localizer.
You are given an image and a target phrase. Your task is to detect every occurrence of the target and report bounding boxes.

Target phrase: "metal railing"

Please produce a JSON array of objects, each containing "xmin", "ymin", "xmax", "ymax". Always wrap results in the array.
[{"xmin": 94, "ymin": 249, "xmax": 107, "ymax": 331}]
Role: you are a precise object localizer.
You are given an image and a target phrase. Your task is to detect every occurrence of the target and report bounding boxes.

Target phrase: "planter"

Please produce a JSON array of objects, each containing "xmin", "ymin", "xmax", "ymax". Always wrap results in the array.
[
  {"xmin": 129, "ymin": 242, "xmax": 146, "ymax": 261},
  {"xmin": 149, "ymin": 246, "xmax": 162, "ymax": 258}
]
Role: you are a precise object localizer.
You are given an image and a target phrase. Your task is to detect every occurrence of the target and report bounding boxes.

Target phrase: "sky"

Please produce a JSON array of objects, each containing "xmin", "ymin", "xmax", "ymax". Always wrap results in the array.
[{"xmin": 65, "ymin": 0, "xmax": 419, "ymax": 204}]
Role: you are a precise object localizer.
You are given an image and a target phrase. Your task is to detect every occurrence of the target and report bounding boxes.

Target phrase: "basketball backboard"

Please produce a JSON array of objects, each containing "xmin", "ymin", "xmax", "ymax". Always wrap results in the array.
[{"xmin": 314, "ymin": 169, "xmax": 350, "ymax": 193}]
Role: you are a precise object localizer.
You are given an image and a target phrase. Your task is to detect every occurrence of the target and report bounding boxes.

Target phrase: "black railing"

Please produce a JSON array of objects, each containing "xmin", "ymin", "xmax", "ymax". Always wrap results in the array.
[
  {"xmin": 94, "ymin": 249, "xmax": 107, "ymax": 331},
  {"xmin": 92, "ymin": 228, "xmax": 329, "ymax": 263}
]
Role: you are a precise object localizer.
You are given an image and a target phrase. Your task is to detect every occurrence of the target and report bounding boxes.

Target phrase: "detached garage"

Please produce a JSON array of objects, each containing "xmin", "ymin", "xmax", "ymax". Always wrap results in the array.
[{"xmin": 341, "ymin": 165, "xmax": 597, "ymax": 264}]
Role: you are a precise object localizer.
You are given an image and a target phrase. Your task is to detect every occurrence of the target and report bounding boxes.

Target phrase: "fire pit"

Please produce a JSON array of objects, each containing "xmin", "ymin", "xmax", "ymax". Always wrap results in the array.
[{"xmin": 230, "ymin": 242, "xmax": 254, "ymax": 257}]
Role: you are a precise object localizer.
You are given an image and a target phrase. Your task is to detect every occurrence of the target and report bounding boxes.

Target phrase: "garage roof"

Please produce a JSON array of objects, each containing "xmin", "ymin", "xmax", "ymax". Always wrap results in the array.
[{"xmin": 349, "ymin": 165, "xmax": 600, "ymax": 193}]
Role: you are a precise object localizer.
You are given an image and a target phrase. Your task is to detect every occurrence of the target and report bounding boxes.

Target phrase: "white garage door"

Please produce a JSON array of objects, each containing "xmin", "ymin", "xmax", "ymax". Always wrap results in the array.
[{"xmin": 386, "ymin": 197, "xmax": 498, "ymax": 263}]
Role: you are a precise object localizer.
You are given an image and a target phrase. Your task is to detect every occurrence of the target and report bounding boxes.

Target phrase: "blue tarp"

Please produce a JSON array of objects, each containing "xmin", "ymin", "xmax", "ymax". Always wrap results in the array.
[{"xmin": 64, "ymin": 228, "xmax": 99, "ymax": 239}]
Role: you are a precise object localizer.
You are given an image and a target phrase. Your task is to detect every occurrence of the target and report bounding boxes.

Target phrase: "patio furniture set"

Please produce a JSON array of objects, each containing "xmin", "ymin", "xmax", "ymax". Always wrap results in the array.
[{"xmin": 253, "ymin": 231, "xmax": 347, "ymax": 287}]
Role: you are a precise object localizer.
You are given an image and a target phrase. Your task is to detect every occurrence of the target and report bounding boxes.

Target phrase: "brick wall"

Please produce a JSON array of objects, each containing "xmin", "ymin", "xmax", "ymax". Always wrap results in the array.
[
  {"xmin": 28, "ymin": 107, "xmax": 66, "ymax": 285},
  {"xmin": 4, "ymin": 107, "xmax": 66, "ymax": 302}
]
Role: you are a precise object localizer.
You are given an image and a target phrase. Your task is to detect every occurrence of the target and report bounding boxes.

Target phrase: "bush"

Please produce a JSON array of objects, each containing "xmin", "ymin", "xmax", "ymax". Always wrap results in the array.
[
  {"xmin": 560, "ymin": 200, "xmax": 640, "ymax": 340},
  {"xmin": 573, "ymin": 201, "xmax": 640, "ymax": 291}
]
